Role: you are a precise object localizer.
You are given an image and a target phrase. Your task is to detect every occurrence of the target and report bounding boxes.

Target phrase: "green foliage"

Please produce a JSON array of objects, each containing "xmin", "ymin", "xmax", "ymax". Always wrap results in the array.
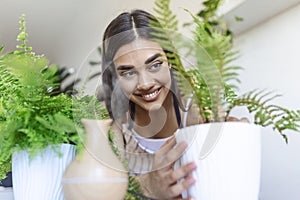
[
  {"xmin": 152, "ymin": 0, "xmax": 300, "ymax": 141},
  {"xmin": 15, "ymin": 14, "xmax": 33, "ymax": 55},
  {"xmin": 197, "ymin": 0, "xmax": 234, "ymax": 37},
  {"xmin": 0, "ymin": 154, "xmax": 11, "ymax": 181},
  {"xmin": 0, "ymin": 15, "xmax": 75, "ymax": 179},
  {"xmin": 125, "ymin": 176, "xmax": 146, "ymax": 200},
  {"xmin": 152, "ymin": 0, "xmax": 239, "ymax": 122},
  {"xmin": 0, "ymin": 14, "xmax": 108, "ymax": 180},
  {"xmin": 72, "ymin": 95, "xmax": 109, "ymax": 125},
  {"xmin": 151, "ymin": 0, "xmax": 199, "ymax": 111},
  {"xmin": 108, "ymin": 129, "xmax": 144, "ymax": 200},
  {"xmin": 226, "ymin": 90, "xmax": 300, "ymax": 143},
  {"xmin": 150, "ymin": 0, "xmax": 179, "ymax": 53},
  {"xmin": 189, "ymin": 13, "xmax": 242, "ymax": 121},
  {"xmin": 198, "ymin": 0, "xmax": 222, "ymax": 20},
  {"xmin": 153, "ymin": 0, "xmax": 178, "ymax": 31}
]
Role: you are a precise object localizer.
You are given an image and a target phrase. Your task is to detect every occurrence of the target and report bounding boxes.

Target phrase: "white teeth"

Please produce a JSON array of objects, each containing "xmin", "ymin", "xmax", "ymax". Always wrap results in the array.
[{"xmin": 143, "ymin": 90, "xmax": 158, "ymax": 99}]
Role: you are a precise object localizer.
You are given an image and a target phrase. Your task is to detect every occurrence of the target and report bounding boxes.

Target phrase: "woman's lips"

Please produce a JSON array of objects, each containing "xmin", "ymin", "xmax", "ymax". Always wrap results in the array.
[{"xmin": 139, "ymin": 88, "xmax": 162, "ymax": 102}]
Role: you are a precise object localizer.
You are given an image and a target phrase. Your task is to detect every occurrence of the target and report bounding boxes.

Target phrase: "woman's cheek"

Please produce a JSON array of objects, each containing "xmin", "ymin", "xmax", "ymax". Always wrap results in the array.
[
  {"xmin": 119, "ymin": 79, "xmax": 137, "ymax": 97},
  {"xmin": 157, "ymin": 68, "xmax": 172, "ymax": 88}
]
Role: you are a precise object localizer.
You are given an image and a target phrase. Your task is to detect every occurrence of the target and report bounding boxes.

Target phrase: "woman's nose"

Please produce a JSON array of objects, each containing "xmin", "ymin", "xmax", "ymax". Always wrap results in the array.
[{"xmin": 137, "ymin": 73, "xmax": 154, "ymax": 90}]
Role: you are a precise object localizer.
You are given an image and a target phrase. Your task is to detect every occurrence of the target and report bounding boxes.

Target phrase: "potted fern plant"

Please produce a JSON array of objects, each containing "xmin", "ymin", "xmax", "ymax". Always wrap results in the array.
[
  {"xmin": 0, "ymin": 14, "xmax": 83, "ymax": 200},
  {"xmin": 151, "ymin": 0, "xmax": 300, "ymax": 199}
]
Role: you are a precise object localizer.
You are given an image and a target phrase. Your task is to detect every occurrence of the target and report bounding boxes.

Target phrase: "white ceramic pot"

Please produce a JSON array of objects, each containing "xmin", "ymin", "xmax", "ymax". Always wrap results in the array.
[
  {"xmin": 12, "ymin": 143, "xmax": 76, "ymax": 200},
  {"xmin": 175, "ymin": 122, "xmax": 261, "ymax": 200}
]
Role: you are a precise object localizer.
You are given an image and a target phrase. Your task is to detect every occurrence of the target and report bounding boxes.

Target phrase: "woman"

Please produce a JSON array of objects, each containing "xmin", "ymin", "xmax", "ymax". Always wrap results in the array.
[{"xmin": 101, "ymin": 9, "xmax": 200, "ymax": 199}]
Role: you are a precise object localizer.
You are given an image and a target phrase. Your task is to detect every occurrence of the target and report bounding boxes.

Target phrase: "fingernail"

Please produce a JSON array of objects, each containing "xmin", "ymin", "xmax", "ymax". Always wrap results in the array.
[
  {"xmin": 188, "ymin": 177, "xmax": 196, "ymax": 185},
  {"xmin": 189, "ymin": 162, "xmax": 197, "ymax": 170},
  {"xmin": 180, "ymin": 141, "xmax": 188, "ymax": 148}
]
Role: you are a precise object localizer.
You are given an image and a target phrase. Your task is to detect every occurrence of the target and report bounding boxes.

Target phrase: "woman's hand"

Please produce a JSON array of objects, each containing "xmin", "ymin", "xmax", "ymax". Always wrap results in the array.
[{"xmin": 140, "ymin": 137, "xmax": 196, "ymax": 200}]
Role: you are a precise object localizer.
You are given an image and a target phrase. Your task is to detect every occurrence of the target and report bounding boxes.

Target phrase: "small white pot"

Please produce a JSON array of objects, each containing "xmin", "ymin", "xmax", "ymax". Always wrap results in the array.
[
  {"xmin": 12, "ymin": 143, "xmax": 76, "ymax": 200},
  {"xmin": 175, "ymin": 122, "xmax": 261, "ymax": 200}
]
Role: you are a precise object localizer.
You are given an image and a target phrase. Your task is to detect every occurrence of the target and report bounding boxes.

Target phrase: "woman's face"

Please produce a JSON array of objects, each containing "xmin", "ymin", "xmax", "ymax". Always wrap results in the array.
[{"xmin": 113, "ymin": 38, "xmax": 172, "ymax": 111}]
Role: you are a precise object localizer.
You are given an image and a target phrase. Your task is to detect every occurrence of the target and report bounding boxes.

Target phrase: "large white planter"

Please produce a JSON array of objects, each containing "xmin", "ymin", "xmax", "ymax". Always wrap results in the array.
[
  {"xmin": 12, "ymin": 143, "xmax": 76, "ymax": 200},
  {"xmin": 175, "ymin": 122, "xmax": 261, "ymax": 200}
]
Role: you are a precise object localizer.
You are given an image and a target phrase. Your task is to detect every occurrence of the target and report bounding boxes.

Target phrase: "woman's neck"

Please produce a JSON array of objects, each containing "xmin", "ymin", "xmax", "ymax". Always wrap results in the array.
[{"xmin": 133, "ymin": 92, "xmax": 179, "ymax": 139}]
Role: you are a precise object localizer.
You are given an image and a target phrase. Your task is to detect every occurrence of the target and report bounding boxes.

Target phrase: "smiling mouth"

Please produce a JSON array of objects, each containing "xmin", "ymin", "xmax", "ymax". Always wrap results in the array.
[{"xmin": 139, "ymin": 88, "xmax": 162, "ymax": 101}]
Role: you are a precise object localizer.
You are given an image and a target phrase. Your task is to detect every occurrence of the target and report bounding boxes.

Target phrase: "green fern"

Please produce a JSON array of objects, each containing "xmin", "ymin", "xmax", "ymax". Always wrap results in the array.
[
  {"xmin": 153, "ymin": 0, "xmax": 178, "ymax": 31},
  {"xmin": 0, "ymin": 14, "xmax": 108, "ymax": 180},
  {"xmin": 108, "ymin": 129, "xmax": 145, "ymax": 200},
  {"xmin": 152, "ymin": 0, "xmax": 209, "ymax": 115},
  {"xmin": 151, "ymin": 0, "xmax": 300, "ymax": 141},
  {"xmin": 197, "ymin": 0, "xmax": 233, "ymax": 37},
  {"xmin": 151, "ymin": 0, "xmax": 180, "ymax": 64},
  {"xmin": 226, "ymin": 90, "xmax": 300, "ymax": 142},
  {"xmin": 190, "ymin": 13, "xmax": 242, "ymax": 121},
  {"xmin": 198, "ymin": 0, "xmax": 223, "ymax": 20},
  {"xmin": 152, "ymin": 1, "xmax": 236, "ymax": 121}
]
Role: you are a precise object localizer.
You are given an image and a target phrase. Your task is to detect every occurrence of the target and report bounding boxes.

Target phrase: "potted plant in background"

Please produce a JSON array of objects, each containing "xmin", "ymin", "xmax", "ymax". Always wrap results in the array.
[
  {"xmin": 151, "ymin": 0, "xmax": 300, "ymax": 199},
  {"xmin": 0, "ymin": 13, "xmax": 143, "ymax": 200},
  {"xmin": 0, "ymin": 14, "xmax": 85, "ymax": 200}
]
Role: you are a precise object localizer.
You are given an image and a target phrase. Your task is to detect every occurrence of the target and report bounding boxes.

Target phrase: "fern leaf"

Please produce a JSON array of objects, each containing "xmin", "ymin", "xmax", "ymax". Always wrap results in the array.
[{"xmin": 227, "ymin": 90, "xmax": 300, "ymax": 142}]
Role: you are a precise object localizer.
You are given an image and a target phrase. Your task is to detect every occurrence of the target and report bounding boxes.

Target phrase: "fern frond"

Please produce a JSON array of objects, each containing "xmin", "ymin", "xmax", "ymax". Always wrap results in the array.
[
  {"xmin": 0, "ymin": 14, "xmax": 97, "ymax": 179},
  {"xmin": 227, "ymin": 90, "xmax": 300, "ymax": 142},
  {"xmin": 199, "ymin": 0, "xmax": 223, "ymax": 19},
  {"xmin": 152, "ymin": 0, "xmax": 203, "ymax": 114},
  {"xmin": 153, "ymin": 0, "xmax": 178, "ymax": 31},
  {"xmin": 152, "ymin": 2, "xmax": 238, "ymax": 121},
  {"xmin": 0, "ymin": 55, "xmax": 21, "ymax": 96},
  {"xmin": 192, "ymin": 14, "xmax": 241, "ymax": 89},
  {"xmin": 16, "ymin": 14, "xmax": 33, "ymax": 55}
]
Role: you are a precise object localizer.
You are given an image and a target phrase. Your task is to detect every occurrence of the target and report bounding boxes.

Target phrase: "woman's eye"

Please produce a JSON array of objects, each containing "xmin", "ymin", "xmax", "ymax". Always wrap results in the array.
[
  {"xmin": 120, "ymin": 71, "xmax": 136, "ymax": 78},
  {"xmin": 149, "ymin": 61, "xmax": 163, "ymax": 71}
]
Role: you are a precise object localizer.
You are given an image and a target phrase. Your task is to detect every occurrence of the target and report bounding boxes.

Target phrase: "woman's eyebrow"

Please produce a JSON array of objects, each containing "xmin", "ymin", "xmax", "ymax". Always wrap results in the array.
[
  {"xmin": 117, "ymin": 53, "xmax": 162, "ymax": 70},
  {"xmin": 144, "ymin": 53, "xmax": 162, "ymax": 64},
  {"xmin": 117, "ymin": 65, "xmax": 134, "ymax": 71}
]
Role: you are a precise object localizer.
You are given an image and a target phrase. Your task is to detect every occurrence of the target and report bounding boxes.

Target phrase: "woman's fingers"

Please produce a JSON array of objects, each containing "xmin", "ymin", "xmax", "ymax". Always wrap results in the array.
[
  {"xmin": 166, "ymin": 175, "xmax": 196, "ymax": 199},
  {"xmin": 164, "ymin": 162, "xmax": 197, "ymax": 198},
  {"xmin": 164, "ymin": 141, "xmax": 187, "ymax": 164},
  {"xmin": 146, "ymin": 157, "xmax": 197, "ymax": 199},
  {"xmin": 154, "ymin": 141, "xmax": 188, "ymax": 170},
  {"xmin": 166, "ymin": 162, "xmax": 197, "ymax": 184},
  {"xmin": 156, "ymin": 136, "xmax": 176, "ymax": 156}
]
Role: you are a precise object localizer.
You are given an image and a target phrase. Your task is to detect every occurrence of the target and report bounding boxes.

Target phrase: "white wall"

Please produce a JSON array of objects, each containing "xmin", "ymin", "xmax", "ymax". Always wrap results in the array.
[{"xmin": 233, "ymin": 4, "xmax": 300, "ymax": 200}]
